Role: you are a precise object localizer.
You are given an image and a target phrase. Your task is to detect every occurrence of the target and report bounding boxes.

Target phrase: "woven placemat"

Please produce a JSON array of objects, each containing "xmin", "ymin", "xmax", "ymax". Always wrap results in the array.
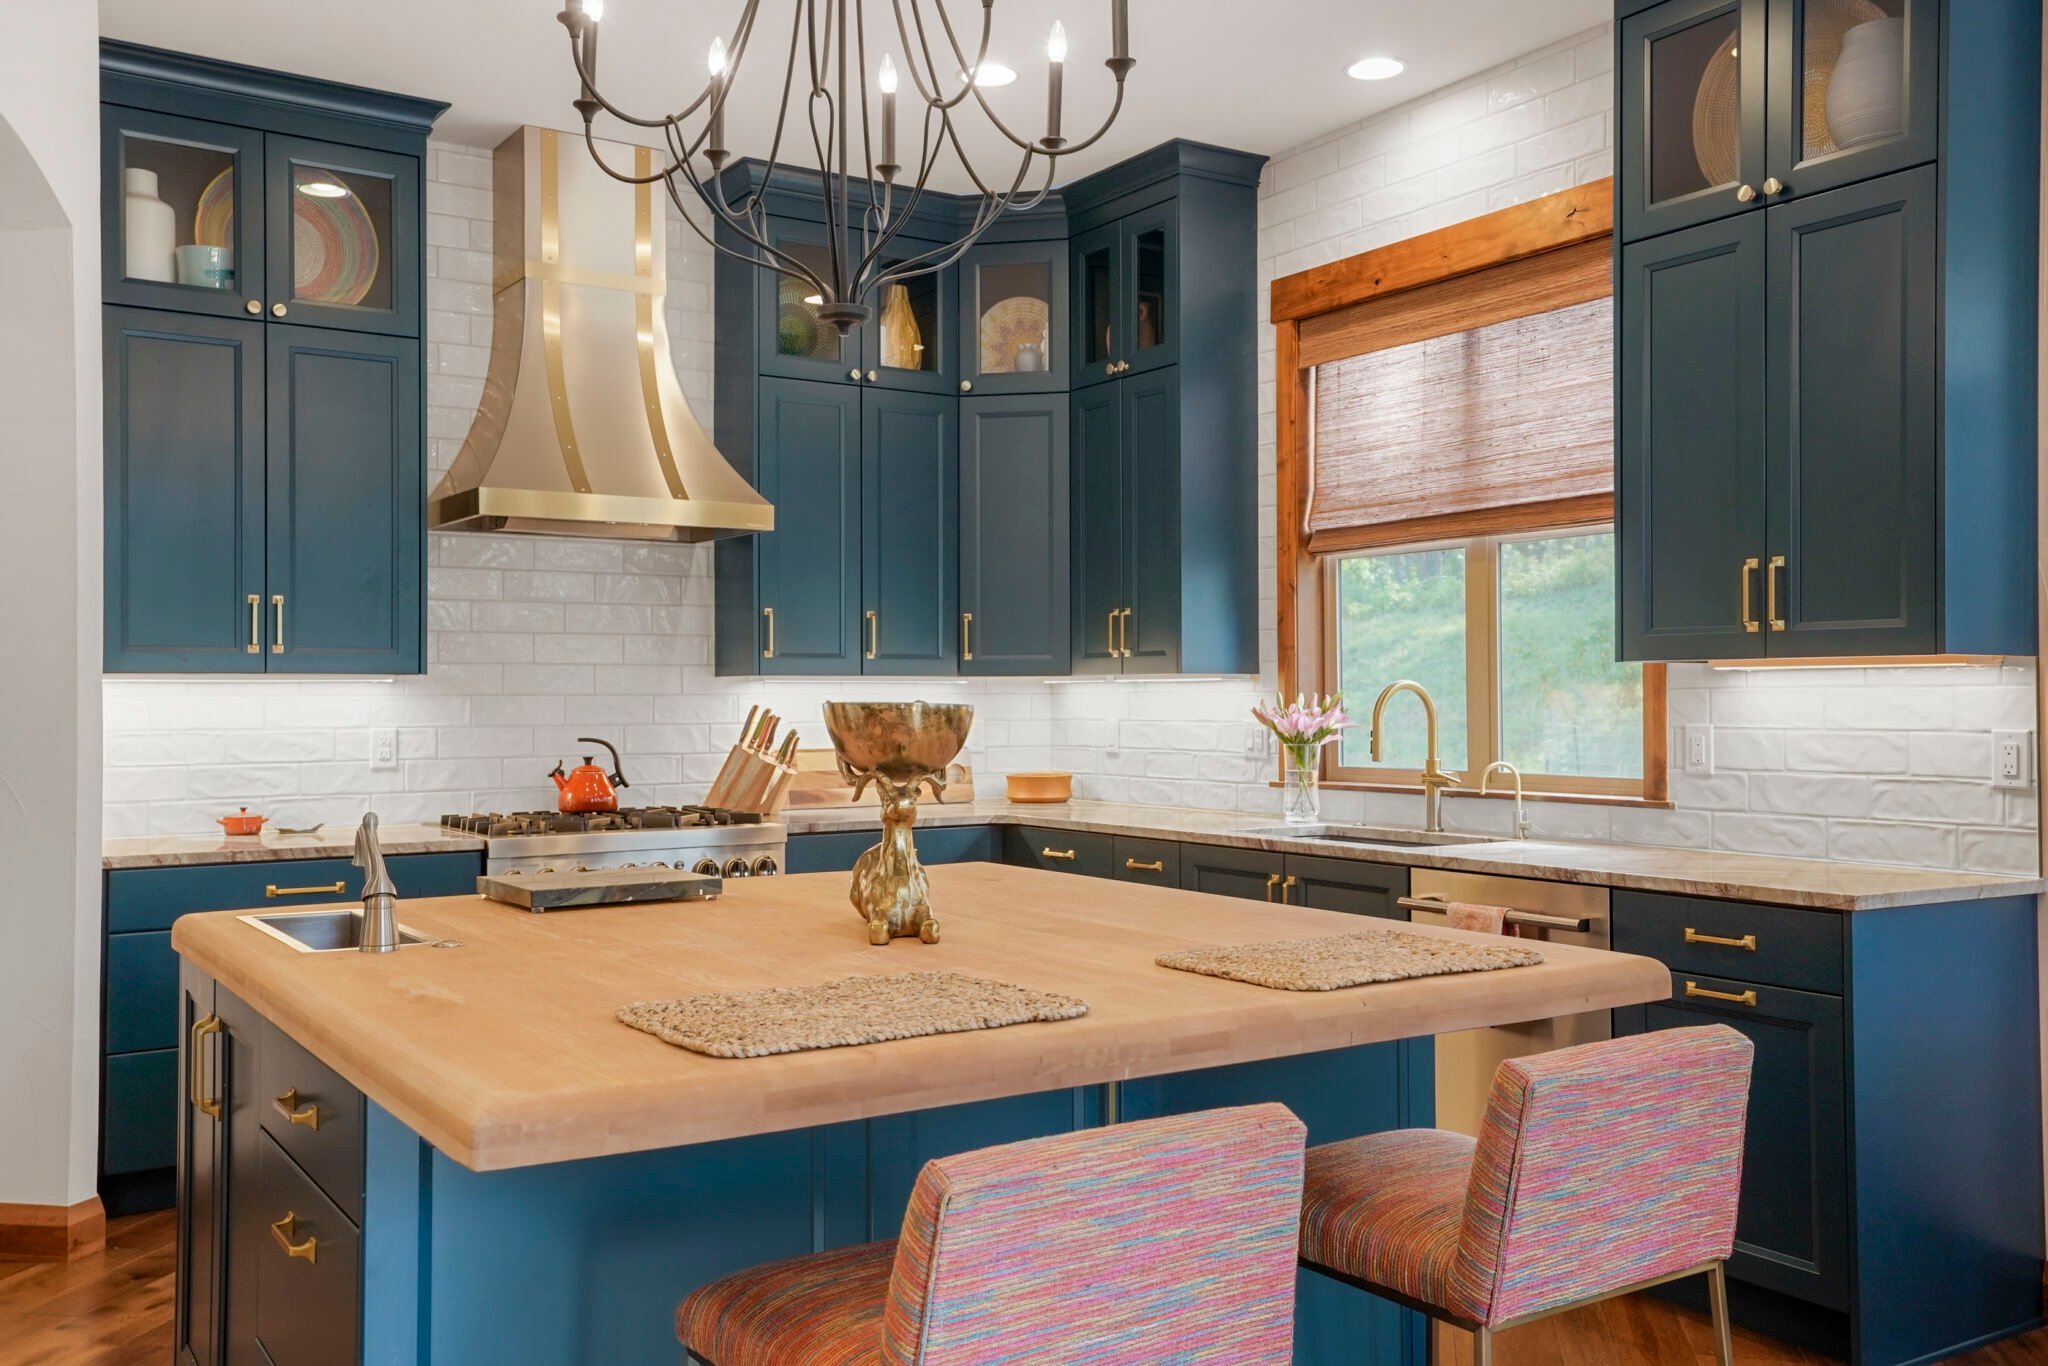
[
  {"xmin": 619, "ymin": 971, "xmax": 1090, "ymax": 1059},
  {"xmin": 1156, "ymin": 926, "xmax": 1543, "ymax": 992}
]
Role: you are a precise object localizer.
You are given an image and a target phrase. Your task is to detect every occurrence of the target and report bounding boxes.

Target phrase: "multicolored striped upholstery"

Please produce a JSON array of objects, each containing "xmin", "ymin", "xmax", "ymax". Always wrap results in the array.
[
  {"xmin": 1302, "ymin": 1025, "xmax": 1755, "ymax": 1328},
  {"xmin": 680, "ymin": 1103, "xmax": 1307, "ymax": 1365}
]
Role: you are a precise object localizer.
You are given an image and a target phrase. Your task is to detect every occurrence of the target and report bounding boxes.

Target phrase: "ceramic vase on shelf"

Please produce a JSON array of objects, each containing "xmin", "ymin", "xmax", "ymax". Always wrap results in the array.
[
  {"xmin": 1825, "ymin": 17, "xmax": 1905, "ymax": 149},
  {"xmin": 880, "ymin": 284, "xmax": 923, "ymax": 371},
  {"xmin": 1282, "ymin": 745, "xmax": 1320, "ymax": 826},
  {"xmin": 122, "ymin": 168, "xmax": 176, "ymax": 283}
]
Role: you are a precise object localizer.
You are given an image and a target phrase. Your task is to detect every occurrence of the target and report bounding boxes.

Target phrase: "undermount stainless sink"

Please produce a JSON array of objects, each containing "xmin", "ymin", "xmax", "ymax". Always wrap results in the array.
[
  {"xmin": 1238, "ymin": 823, "xmax": 1495, "ymax": 849},
  {"xmin": 240, "ymin": 909, "xmax": 439, "ymax": 953}
]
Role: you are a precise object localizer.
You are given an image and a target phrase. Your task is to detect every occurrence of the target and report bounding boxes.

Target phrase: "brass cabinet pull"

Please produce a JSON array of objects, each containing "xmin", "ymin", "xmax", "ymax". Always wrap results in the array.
[
  {"xmin": 272, "ymin": 1087, "xmax": 322, "ymax": 1130},
  {"xmin": 1040, "ymin": 847, "xmax": 1078, "ymax": 862},
  {"xmin": 270, "ymin": 1213, "xmax": 318, "ymax": 1263},
  {"xmin": 1684, "ymin": 980, "xmax": 1758, "ymax": 1007},
  {"xmin": 1280, "ymin": 874, "xmax": 1298, "ymax": 904},
  {"xmin": 1685, "ymin": 927, "xmax": 1758, "ymax": 951},
  {"xmin": 244, "ymin": 299, "xmax": 262, "ymax": 315},
  {"xmin": 762, "ymin": 606, "xmax": 776, "ymax": 659},
  {"xmin": 246, "ymin": 593, "xmax": 261, "ymax": 654},
  {"xmin": 189, "ymin": 1014, "xmax": 222, "ymax": 1120},
  {"xmin": 865, "ymin": 609, "xmax": 879, "ymax": 660},
  {"xmin": 270, "ymin": 593, "xmax": 285, "ymax": 653},
  {"xmin": 1736, "ymin": 183, "xmax": 1757, "ymax": 203},
  {"xmin": 1264, "ymin": 873, "xmax": 1283, "ymax": 902},
  {"xmin": 1739, "ymin": 558, "xmax": 1760, "ymax": 633},
  {"xmin": 266, "ymin": 881, "xmax": 346, "ymax": 898},
  {"xmin": 961, "ymin": 612, "xmax": 974, "ymax": 662},
  {"xmin": 1106, "ymin": 609, "xmax": 1120, "ymax": 657},
  {"xmin": 1124, "ymin": 858, "xmax": 1166, "ymax": 873},
  {"xmin": 1767, "ymin": 555, "xmax": 1787, "ymax": 632},
  {"xmin": 1118, "ymin": 607, "xmax": 1133, "ymax": 657},
  {"xmin": 1762, "ymin": 176, "xmax": 1784, "ymax": 196}
]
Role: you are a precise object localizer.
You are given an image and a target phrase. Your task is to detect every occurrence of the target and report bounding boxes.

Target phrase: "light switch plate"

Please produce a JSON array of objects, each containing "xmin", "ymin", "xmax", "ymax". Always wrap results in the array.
[
  {"xmin": 370, "ymin": 727, "xmax": 399, "ymax": 770},
  {"xmin": 1681, "ymin": 725, "xmax": 1713, "ymax": 776},
  {"xmin": 1244, "ymin": 725, "xmax": 1271, "ymax": 758},
  {"xmin": 1992, "ymin": 730, "xmax": 2034, "ymax": 790}
]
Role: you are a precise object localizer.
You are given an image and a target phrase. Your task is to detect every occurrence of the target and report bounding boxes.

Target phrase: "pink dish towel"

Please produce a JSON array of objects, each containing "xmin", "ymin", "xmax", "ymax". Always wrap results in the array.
[{"xmin": 1444, "ymin": 901, "xmax": 1511, "ymax": 936}]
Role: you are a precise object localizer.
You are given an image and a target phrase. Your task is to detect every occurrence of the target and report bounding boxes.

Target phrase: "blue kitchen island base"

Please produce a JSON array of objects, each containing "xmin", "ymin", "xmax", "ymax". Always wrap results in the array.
[{"xmin": 357, "ymin": 1042, "xmax": 1432, "ymax": 1365}]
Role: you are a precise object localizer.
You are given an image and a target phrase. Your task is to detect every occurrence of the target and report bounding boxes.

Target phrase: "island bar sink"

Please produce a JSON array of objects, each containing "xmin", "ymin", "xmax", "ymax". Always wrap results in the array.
[
  {"xmin": 239, "ymin": 908, "xmax": 438, "ymax": 953},
  {"xmin": 1238, "ymin": 823, "xmax": 1495, "ymax": 848}
]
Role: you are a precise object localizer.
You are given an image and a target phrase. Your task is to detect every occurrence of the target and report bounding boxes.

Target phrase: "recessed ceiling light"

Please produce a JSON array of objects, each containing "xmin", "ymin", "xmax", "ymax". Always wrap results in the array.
[
  {"xmin": 297, "ymin": 179, "xmax": 350, "ymax": 198},
  {"xmin": 958, "ymin": 61, "xmax": 1018, "ymax": 87},
  {"xmin": 1346, "ymin": 56, "xmax": 1406, "ymax": 81}
]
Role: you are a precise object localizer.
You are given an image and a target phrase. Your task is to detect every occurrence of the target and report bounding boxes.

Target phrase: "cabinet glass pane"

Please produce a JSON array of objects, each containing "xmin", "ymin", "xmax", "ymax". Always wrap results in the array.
[
  {"xmin": 972, "ymin": 260, "xmax": 1053, "ymax": 376},
  {"xmin": 1080, "ymin": 242, "xmax": 1115, "ymax": 366},
  {"xmin": 774, "ymin": 240, "xmax": 844, "ymax": 362},
  {"xmin": 285, "ymin": 160, "xmax": 395, "ymax": 313},
  {"xmin": 874, "ymin": 269, "xmax": 940, "ymax": 377},
  {"xmin": 1133, "ymin": 227, "xmax": 1167, "ymax": 355},
  {"xmin": 117, "ymin": 132, "xmax": 239, "ymax": 293},
  {"xmin": 1799, "ymin": 1, "xmax": 1907, "ymax": 162},
  {"xmin": 1648, "ymin": 11, "xmax": 1743, "ymax": 205}
]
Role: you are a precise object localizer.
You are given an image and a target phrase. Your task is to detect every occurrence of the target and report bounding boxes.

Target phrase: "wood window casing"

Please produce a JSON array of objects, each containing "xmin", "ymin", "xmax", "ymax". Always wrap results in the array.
[{"xmin": 1272, "ymin": 179, "xmax": 1670, "ymax": 805}]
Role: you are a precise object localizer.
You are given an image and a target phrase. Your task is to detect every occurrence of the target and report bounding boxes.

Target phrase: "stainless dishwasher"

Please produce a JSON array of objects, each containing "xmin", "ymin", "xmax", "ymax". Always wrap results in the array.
[{"xmin": 1404, "ymin": 868, "xmax": 1611, "ymax": 1137}]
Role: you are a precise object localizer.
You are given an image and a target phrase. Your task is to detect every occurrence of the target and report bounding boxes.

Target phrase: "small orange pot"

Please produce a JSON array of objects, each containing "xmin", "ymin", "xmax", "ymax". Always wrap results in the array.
[{"xmin": 217, "ymin": 807, "xmax": 267, "ymax": 836}]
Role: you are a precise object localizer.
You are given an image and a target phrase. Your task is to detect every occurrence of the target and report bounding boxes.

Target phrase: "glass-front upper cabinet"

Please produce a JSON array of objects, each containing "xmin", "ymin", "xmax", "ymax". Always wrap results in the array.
[
  {"xmin": 957, "ymin": 240, "xmax": 1066, "ymax": 396},
  {"xmin": 264, "ymin": 136, "xmax": 420, "ymax": 336},
  {"xmin": 1620, "ymin": 0, "xmax": 1768, "ymax": 242},
  {"xmin": 1070, "ymin": 221, "xmax": 1121, "ymax": 388},
  {"xmin": 1764, "ymin": 0, "xmax": 1936, "ymax": 199},
  {"xmin": 1119, "ymin": 202, "xmax": 1179, "ymax": 377},
  {"xmin": 102, "ymin": 107, "xmax": 267, "ymax": 319},
  {"xmin": 758, "ymin": 219, "xmax": 859, "ymax": 384},
  {"xmin": 858, "ymin": 235, "xmax": 956, "ymax": 394}
]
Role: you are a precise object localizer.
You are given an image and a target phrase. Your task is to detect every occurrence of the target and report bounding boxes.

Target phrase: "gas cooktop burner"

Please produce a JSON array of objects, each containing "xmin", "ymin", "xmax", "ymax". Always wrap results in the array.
[{"xmin": 441, "ymin": 806, "xmax": 766, "ymax": 839}]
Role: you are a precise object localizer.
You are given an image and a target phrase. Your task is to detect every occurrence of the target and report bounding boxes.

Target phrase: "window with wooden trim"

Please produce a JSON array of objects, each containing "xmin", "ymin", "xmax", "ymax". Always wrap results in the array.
[{"xmin": 1273, "ymin": 184, "xmax": 1667, "ymax": 804}]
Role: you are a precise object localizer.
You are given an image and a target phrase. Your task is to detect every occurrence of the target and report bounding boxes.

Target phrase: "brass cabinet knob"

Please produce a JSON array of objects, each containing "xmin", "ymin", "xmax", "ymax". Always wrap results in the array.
[
  {"xmin": 960, "ymin": 380, "xmax": 973, "ymax": 393},
  {"xmin": 245, "ymin": 299, "xmax": 262, "ymax": 315},
  {"xmin": 271, "ymin": 302, "xmax": 288, "ymax": 317},
  {"xmin": 1762, "ymin": 177, "xmax": 1784, "ymax": 196},
  {"xmin": 1736, "ymin": 184, "xmax": 1757, "ymax": 203},
  {"xmin": 867, "ymin": 369, "xmax": 879, "ymax": 382},
  {"xmin": 848, "ymin": 368, "xmax": 862, "ymax": 380}
]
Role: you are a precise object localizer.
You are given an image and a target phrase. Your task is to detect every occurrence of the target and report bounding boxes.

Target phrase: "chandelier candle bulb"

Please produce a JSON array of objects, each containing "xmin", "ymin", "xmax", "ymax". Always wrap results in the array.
[
  {"xmin": 1046, "ymin": 21, "xmax": 1066, "ymax": 144},
  {"xmin": 879, "ymin": 55, "xmax": 897, "ymax": 170},
  {"xmin": 707, "ymin": 37, "xmax": 728, "ymax": 159},
  {"xmin": 1112, "ymin": 0, "xmax": 1128, "ymax": 62}
]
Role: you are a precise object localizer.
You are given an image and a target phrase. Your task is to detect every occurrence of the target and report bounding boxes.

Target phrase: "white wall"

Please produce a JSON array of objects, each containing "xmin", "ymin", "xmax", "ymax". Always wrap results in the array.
[
  {"xmin": 101, "ymin": 22, "xmax": 2038, "ymax": 876},
  {"xmin": 0, "ymin": 3, "xmax": 104, "ymax": 1208}
]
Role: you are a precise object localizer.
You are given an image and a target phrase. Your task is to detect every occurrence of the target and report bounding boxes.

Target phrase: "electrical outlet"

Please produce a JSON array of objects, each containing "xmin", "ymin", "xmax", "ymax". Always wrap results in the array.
[
  {"xmin": 1681, "ymin": 725, "xmax": 1713, "ymax": 776},
  {"xmin": 1992, "ymin": 730, "xmax": 2034, "ymax": 790},
  {"xmin": 370, "ymin": 727, "xmax": 399, "ymax": 770}
]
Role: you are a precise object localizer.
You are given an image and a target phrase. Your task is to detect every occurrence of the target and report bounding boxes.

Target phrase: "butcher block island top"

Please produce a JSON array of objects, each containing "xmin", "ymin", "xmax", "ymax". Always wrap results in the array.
[{"xmin": 170, "ymin": 864, "xmax": 1670, "ymax": 1172}]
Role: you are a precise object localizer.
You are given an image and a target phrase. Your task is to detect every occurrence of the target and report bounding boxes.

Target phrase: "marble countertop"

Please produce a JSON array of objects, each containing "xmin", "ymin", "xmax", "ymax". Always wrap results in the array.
[
  {"xmin": 103, "ymin": 823, "xmax": 486, "ymax": 870},
  {"xmin": 782, "ymin": 798, "xmax": 2045, "ymax": 912}
]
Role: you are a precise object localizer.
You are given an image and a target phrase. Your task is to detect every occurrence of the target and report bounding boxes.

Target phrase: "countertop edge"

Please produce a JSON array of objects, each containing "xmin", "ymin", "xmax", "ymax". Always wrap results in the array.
[
  {"xmin": 103, "ymin": 826, "xmax": 487, "ymax": 869},
  {"xmin": 782, "ymin": 803, "xmax": 2046, "ymax": 911}
]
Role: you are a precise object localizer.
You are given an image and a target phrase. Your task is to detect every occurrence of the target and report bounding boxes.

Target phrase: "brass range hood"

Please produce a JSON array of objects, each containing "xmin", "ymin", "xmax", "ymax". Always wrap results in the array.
[{"xmin": 429, "ymin": 127, "xmax": 772, "ymax": 542}]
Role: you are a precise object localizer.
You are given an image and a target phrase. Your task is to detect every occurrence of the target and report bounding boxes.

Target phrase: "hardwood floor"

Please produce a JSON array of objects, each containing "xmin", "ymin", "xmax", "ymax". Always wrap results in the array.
[{"xmin": 1, "ymin": 1211, "xmax": 2043, "ymax": 1364}]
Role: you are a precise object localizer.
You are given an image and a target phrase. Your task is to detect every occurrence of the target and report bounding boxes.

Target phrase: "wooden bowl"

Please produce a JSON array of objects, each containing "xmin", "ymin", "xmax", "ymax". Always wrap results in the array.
[{"xmin": 1006, "ymin": 772, "xmax": 1073, "ymax": 805}]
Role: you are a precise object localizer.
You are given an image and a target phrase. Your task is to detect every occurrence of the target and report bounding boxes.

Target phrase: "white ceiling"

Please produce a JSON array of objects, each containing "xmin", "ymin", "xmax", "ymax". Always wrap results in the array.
[{"xmin": 97, "ymin": 1, "xmax": 1606, "ymax": 187}]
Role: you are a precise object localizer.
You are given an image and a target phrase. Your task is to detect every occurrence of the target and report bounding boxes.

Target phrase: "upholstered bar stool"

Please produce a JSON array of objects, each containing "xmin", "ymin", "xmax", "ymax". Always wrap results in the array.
[
  {"xmin": 678, "ymin": 1103, "xmax": 1307, "ymax": 1365},
  {"xmin": 1298, "ymin": 1026, "xmax": 1755, "ymax": 1366}
]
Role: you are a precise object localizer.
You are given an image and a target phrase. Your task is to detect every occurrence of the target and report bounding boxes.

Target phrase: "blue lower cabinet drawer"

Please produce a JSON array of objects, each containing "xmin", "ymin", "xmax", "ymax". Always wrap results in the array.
[
  {"xmin": 1003, "ymin": 825, "xmax": 1113, "ymax": 878},
  {"xmin": 106, "ymin": 850, "xmax": 483, "ymax": 932},
  {"xmin": 103, "ymin": 1049, "xmax": 178, "ymax": 1174},
  {"xmin": 255, "ymin": 1132, "xmax": 361, "ymax": 1366},
  {"xmin": 1612, "ymin": 890, "xmax": 1844, "ymax": 995},
  {"xmin": 105, "ymin": 931, "xmax": 178, "ymax": 1054},
  {"xmin": 788, "ymin": 826, "xmax": 997, "ymax": 874},
  {"xmin": 260, "ymin": 1020, "xmax": 365, "ymax": 1223}
]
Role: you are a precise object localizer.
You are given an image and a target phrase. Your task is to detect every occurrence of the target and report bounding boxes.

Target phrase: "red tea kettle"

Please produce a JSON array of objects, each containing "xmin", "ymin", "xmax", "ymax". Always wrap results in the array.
[{"xmin": 549, "ymin": 737, "xmax": 629, "ymax": 814}]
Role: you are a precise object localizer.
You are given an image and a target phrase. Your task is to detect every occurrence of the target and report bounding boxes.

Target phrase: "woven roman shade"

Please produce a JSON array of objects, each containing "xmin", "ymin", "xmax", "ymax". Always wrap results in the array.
[{"xmin": 1303, "ymin": 240, "xmax": 1613, "ymax": 555}]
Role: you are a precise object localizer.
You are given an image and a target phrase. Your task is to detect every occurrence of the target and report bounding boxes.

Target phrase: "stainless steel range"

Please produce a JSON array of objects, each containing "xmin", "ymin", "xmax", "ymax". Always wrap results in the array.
[{"xmin": 442, "ymin": 807, "xmax": 786, "ymax": 880}]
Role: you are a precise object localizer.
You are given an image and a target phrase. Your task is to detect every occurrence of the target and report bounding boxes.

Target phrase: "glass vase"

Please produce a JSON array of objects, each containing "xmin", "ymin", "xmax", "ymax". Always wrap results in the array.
[{"xmin": 1282, "ymin": 748, "xmax": 1320, "ymax": 825}]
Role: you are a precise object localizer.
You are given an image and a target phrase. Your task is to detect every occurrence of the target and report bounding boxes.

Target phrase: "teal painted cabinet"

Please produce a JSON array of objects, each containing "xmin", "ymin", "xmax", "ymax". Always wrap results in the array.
[
  {"xmin": 750, "ymin": 378, "xmax": 863, "ymax": 675},
  {"xmin": 100, "ymin": 44, "xmax": 440, "ymax": 675},
  {"xmin": 960, "ymin": 394, "xmax": 1070, "ymax": 675},
  {"xmin": 1614, "ymin": 0, "xmax": 2038, "ymax": 661},
  {"xmin": 862, "ymin": 390, "xmax": 958, "ymax": 675},
  {"xmin": 957, "ymin": 239, "xmax": 1067, "ymax": 396}
]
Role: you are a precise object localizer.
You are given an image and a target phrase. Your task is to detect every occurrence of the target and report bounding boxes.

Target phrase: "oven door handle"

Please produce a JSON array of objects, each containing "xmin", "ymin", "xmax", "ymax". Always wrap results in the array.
[{"xmin": 1397, "ymin": 895, "xmax": 1591, "ymax": 934}]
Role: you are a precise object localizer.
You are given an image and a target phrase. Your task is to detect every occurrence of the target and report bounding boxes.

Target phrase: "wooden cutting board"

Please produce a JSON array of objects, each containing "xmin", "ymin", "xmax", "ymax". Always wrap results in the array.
[
  {"xmin": 782, "ymin": 749, "xmax": 976, "ymax": 807},
  {"xmin": 477, "ymin": 867, "xmax": 723, "ymax": 912}
]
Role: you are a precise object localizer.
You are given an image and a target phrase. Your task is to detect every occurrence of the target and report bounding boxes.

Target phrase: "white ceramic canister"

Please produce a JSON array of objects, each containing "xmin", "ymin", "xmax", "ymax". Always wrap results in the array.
[
  {"xmin": 122, "ymin": 167, "xmax": 177, "ymax": 283},
  {"xmin": 1825, "ymin": 17, "xmax": 1906, "ymax": 150}
]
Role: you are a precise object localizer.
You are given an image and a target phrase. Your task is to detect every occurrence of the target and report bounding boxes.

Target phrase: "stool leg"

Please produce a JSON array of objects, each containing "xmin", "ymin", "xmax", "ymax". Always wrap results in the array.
[
  {"xmin": 1706, "ymin": 1262, "xmax": 1735, "ymax": 1366},
  {"xmin": 1472, "ymin": 1325, "xmax": 1493, "ymax": 1366}
]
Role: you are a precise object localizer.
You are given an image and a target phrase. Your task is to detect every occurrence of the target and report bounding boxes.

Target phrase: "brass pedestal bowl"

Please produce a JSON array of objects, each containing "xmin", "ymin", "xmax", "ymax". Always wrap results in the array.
[{"xmin": 823, "ymin": 701, "xmax": 975, "ymax": 945}]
